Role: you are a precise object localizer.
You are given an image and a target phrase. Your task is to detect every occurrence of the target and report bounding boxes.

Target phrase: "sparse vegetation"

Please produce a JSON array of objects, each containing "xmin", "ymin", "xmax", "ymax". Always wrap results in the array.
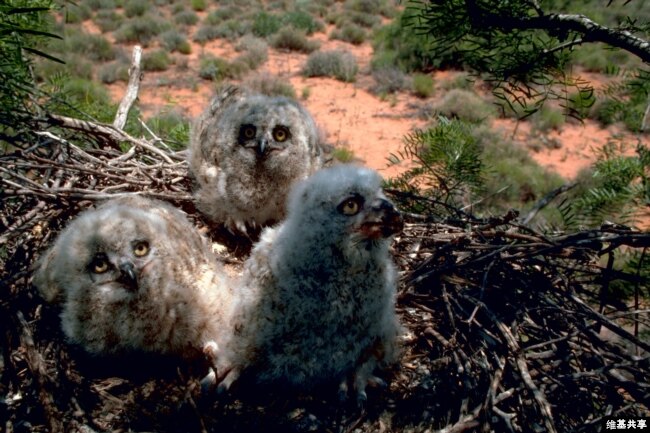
[
  {"xmin": 332, "ymin": 146, "xmax": 356, "ymax": 162},
  {"xmin": 330, "ymin": 22, "xmax": 366, "ymax": 45},
  {"xmin": 432, "ymin": 89, "xmax": 496, "ymax": 123},
  {"xmin": 244, "ymin": 73, "xmax": 296, "ymax": 98},
  {"xmin": 531, "ymin": 105, "xmax": 565, "ymax": 132},
  {"xmin": 412, "ymin": 73, "xmax": 434, "ymax": 98},
  {"xmin": 235, "ymin": 35, "xmax": 269, "ymax": 70},
  {"xmin": 271, "ymin": 27, "xmax": 320, "ymax": 53},
  {"xmin": 98, "ymin": 61, "xmax": 130, "ymax": 84},
  {"xmin": 114, "ymin": 15, "xmax": 168, "ymax": 46},
  {"xmin": 283, "ymin": 10, "xmax": 324, "ymax": 35},
  {"xmin": 124, "ymin": 0, "xmax": 150, "ymax": 18},
  {"xmin": 371, "ymin": 66, "xmax": 409, "ymax": 95},
  {"xmin": 161, "ymin": 30, "xmax": 192, "ymax": 55},
  {"xmin": 252, "ymin": 11, "xmax": 282, "ymax": 37},
  {"xmin": 303, "ymin": 49, "xmax": 358, "ymax": 82},
  {"xmin": 190, "ymin": 0, "xmax": 207, "ymax": 12},
  {"xmin": 174, "ymin": 9, "xmax": 199, "ymax": 26},
  {"xmin": 94, "ymin": 10, "xmax": 124, "ymax": 33},
  {"xmin": 142, "ymin": 50, "xmax": 172, "ymax": 72}
]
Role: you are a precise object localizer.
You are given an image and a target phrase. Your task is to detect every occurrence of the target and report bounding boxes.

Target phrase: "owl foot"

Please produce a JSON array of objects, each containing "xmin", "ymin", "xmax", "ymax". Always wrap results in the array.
[{"xmin": 215, "ymin": 367, "xmax": 240, "ymax": 395}]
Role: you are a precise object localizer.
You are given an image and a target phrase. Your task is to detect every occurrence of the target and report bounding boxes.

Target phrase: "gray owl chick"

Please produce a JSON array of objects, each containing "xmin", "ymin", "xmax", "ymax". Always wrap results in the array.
[
  {"xmin": 188, "ymin": 85, "xmax": 323, "ymax": 234},
  {"xmin": 33, "ymin": 196, "xmax": 235, "ymax": 364},
  {"xmin": 221, "ymin": 165, "xmax": 404, "ymax": 403}
]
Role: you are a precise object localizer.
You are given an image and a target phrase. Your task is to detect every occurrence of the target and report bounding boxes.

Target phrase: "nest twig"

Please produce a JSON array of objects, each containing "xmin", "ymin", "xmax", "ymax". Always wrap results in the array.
[{"xmin": 1, "ymin": 47, "xmax": 649, "ymax": 433}]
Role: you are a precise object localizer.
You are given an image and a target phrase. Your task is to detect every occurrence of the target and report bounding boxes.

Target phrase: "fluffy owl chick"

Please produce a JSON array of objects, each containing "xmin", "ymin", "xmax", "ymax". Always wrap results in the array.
[
  {"xmin": 33, "ymin": 196, "xmax": 234, "ymax": 364},
  {"xmin": 188, "ymin": 85, "xmax": 323, "ymax": 234},
  {"xmin": 223, "ymin": 165, "xmax": 403, "ymax": 402}
]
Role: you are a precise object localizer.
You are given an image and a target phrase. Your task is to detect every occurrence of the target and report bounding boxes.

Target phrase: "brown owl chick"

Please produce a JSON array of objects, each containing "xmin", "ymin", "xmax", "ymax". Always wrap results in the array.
[
  {"xmin": 188, "ymin": 85, "xmax": 323, "ymax": 235},
  {"xmin": 33, "ymin": 196, "xmax": 234, "ymax": 366},
  {"xmin": 219, "ymin": 165, "xmax": 404, "ymax": 404}
]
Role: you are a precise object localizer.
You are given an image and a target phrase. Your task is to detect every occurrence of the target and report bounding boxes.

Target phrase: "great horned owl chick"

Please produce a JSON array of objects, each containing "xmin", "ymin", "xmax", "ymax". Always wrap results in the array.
[
  {"xmin": 33, "ymin": 196, "xmax": 234, "ymax": 363},
  {"xmin": 221, "ymin": 165, "xmax": 404, "ymax": 402},
  {"xmin": 188, "ymin": 85, "xmax": 323, "ymax": 234}
]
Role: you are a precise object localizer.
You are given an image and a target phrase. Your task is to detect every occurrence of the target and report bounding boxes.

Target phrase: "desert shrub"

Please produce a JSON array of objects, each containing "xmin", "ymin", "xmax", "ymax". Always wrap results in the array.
[
  {"xmin": 50, "ymin": 29, "xmax": 116, "ymax": 62},
  {"xmin": 244, "ymin": 72, "xmax": 296, "ymax": 98},
  {"xmin": 145, "ymin": 110, "xmax": 190, "ymax": 150},
  {"xmin": 204, "ymin": 6, "xmax": 241, "ymax": 25},
  {"xmin": 330, "ymin": 22, "xmax": 366, "ymax": 45},
  {"xmin": 63, "ymin": 3, "xmax": 91, "ymax": 23},
  {"xmin": 346, "ymin": 12, "xmax": 381, "ymax": 28},
  {"xmin": 412, "ymin": 73, "xmax": 434, "ymax": 98},
  {"xmin": 372, "ymin": 5, "xmax": 465, "ymax": 72},
  {"xmin": 207, "ymin": 19, "xmax": 250, "ymax": 41},
  {"xmin": 84, "ymin": 0, "xmax": 116, "ymax": 10},
  {"xmin": 191, "ymin": 0, "xmax": 207, "ymax": 11},
  {"xmin": 35, "ymin": 53, "xmax": 93, "ymax": 81},
  {"xmin": 236, "ymin": 35, "xmax": 268, "ymax": 70},
  {"xmin": 142, "ymin": 50, "xmax": 172, "ymax": 72},
  {"xmin": 388, "ymin": 118, "xmax": 564, "ymax": 214},
  {"xmin": 531, "ymin": 105, "xmax": 565, "ymax": 132},
  {"xmin": 371, "ymin": 66, "xmax": 408, "ymax": 94},
  {"xmin": 432, "ymin": 89, "xmax": 496, "ymax": 123},
  {"xmin": 590, "ymin": 73, "xmax": 649, "ymax": 132},
  {"xmin": 124, "ymin": 0, "xmax": 150, "ymax": 18},
  {"xmin": 571, "ymin": 44, "xmax": 641, "ymax": 73},
  {"xmin": 198, "ymin": 55, "xmax": 245, "ymax": 80},
  {"xmin": 94, "ymin": 10, "xmax": 124, "ymax": 32},
  {"xmin": 252, "ymin": 11, "xmax": 282, "ymax": 37},
  {"xmin": 565, "ymin": 88, "xmax": 596, "ymax": 119},
  {"xmin": 114, "ymin": 15, "xmax": 168, "ymax": 46},
  {"xmin": 46, "ymin": 77, "xmax": 117, "ymax": 123},
  {"xmin": 98, "ymin": 61, "xmax": 130, "ymax": 84},
  {"xmin": 303, "ymin": 50, "xmax": 358, "ymax": 82},
  {"xmin": 282, "ymin": 10, "xmax": 324, "ymax": 35},
  {"xmin": 193, "ymin": 26, "xmax": 220, "ymax": 43},
  {"xmin": 480, "ymin": 130, "xmax": 565, "ymax": 214},
  {"xmin": 332, "ymin": 147, "xmax": 356, "ymax": 162},
  {"xmin": 271, "ymin": 27, "xmax": 320, "ymax": 53},
  {"xmin": 161, "ymin": 30, "xmax": 191, "ymax": 54},
  {"xmin": 344, "ymin": 0, "xmax": 396, "ymax": 17},
  {"xmin": 439, "ymin": 72, "xmax": 475, "ymax": 91},
  {"xmin": 174, "ymin": 10, "xmax": 199, "ymax": 26}
]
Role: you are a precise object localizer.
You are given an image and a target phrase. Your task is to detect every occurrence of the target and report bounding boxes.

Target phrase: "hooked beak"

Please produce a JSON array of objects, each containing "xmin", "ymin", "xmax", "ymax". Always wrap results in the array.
[
  {"xmin": 256, "ymin": 138, "xmax": 268, "ymax": 156},
  {"xmin": 358, "ymin": 198, "xmax": 403, "ymax": 239},
  {"xmin": 118, "ymin": 260, "xmax": 138, "ymax": 291}
]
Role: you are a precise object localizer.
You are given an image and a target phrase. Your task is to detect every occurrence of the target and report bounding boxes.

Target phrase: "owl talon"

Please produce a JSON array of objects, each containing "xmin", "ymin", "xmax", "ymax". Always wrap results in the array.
[
  {"xmin": 356, "ymin": 390, "xmax": 368, "ymax": 409},
  {"xmin": 200, "ymin": 369, "xmax": 217, "ymax": 394},
  {"xmin": 367, "ymin": 375, "xmax": 387, "ymax": 389}
]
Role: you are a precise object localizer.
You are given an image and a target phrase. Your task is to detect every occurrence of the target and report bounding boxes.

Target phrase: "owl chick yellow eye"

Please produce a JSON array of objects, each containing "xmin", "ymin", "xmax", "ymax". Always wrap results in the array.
[
  {"xmin": 92, "ymin": 258, "xmax": 109, "ymax": 274},
  {"xmin": 273, "ymin": 126, "xmax": 289, "ymax": 142},
  {"xmin": 133, "ymin": 241, "xmax": 149, "ymax": 257},
  {"xmin": 340, "ymin": 199, "xmax": 360, "ymax": 216}
]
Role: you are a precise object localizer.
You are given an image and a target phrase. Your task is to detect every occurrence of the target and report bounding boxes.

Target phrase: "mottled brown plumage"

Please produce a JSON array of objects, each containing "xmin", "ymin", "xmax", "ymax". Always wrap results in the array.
[
  {"xmin": 33, "ymin": 196, "xmax": 234, "ymax": 364},
  {"xmin": 188, "ymin": 85, "xmax": 323, "ymax": 234}
]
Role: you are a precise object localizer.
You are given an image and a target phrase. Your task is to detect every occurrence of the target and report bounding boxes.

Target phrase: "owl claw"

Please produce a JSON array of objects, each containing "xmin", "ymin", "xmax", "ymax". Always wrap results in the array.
[
  {"xmin": 200, "ymin": 369, "xmax": 217, "ymax": 394},
  {"xmin": 215, "ymin": 367, "xmax": 240, "ymax": 395},
  {"xmin": 356, "ymin": 390, "xmax": 368, "ymax": 409}
]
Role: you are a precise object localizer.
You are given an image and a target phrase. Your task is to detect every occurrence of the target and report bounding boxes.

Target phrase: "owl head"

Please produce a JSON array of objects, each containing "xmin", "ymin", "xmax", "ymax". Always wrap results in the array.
[
  {"xmin": 33, "ymin": 196, "xmax": 201, "ymax": 304},
  {"xmin": 211, "ymin": 94, "xmax": 321, "ymax": 172},
  {"xmin": 279, "ymin": 164, "xmax": 403, "ymax": 260}
]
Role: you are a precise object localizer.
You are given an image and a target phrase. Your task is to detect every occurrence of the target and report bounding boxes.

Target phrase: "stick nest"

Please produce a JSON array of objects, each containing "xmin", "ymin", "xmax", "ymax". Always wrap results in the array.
[{"xmin": 1, "ymin": 114, "xmax": 649, "ymax": 433}]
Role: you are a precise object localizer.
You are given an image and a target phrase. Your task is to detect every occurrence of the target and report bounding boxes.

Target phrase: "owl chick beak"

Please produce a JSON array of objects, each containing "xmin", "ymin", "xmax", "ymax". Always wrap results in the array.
[
  {"xmin": 118, "ymin": 260, "xmax": 138, "ymax": 291},
  {"xmin": 358, "ymin": 198, "xmax": 403, "ymax": 240},
  {"xmin": 256, "ymin": 138, "xmax": 268, "ymax": 157}
]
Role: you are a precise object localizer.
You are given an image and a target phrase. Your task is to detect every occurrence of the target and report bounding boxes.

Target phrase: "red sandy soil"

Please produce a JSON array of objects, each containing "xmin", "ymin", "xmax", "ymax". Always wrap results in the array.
[{"xmin": 97, "ymin": 19, "xmax": 649, "ymax": 222}]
